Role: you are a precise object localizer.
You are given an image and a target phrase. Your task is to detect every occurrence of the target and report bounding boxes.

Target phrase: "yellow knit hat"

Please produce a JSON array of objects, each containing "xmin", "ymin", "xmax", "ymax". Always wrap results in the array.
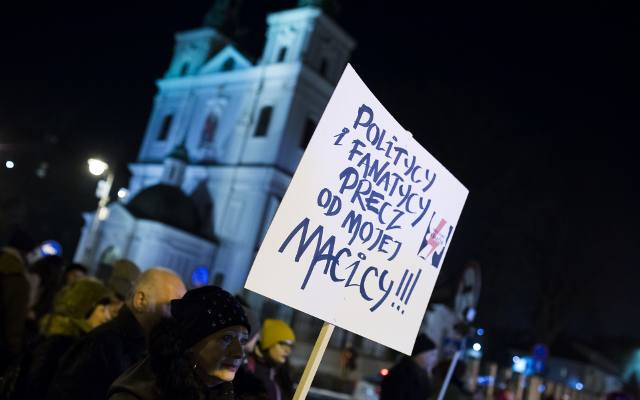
[{"xmin": 260, "ymin": 319, "xmax": 295, "ymax": 350}]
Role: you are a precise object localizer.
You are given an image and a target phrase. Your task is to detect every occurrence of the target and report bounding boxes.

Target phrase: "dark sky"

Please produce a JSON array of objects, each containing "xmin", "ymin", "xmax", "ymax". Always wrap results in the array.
[{"xmin": 0, "ymin": 1, "xmax": 638, "ymax": 346}]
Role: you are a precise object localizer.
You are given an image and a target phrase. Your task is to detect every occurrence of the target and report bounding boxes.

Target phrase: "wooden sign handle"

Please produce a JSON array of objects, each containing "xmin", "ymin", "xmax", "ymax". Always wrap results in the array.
[{"xmin": 293, "ymin": 322, "xmax": 335, "ymax": 400}]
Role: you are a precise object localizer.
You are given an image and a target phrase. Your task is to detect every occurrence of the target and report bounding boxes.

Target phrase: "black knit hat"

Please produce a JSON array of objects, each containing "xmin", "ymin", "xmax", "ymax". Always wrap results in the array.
[
  {"xmin": 170, "ymin": 286, "xmax": 250, "ymax": 348},
  {"xmin": 412, "ymin": 333, "xmax": 436, "ymax": 356}
]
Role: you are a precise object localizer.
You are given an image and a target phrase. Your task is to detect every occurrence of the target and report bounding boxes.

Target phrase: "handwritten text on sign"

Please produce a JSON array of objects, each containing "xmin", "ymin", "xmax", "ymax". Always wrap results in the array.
[{"xmin": 246, "ymin": 64, "xmax": 468, "ymax": 354}]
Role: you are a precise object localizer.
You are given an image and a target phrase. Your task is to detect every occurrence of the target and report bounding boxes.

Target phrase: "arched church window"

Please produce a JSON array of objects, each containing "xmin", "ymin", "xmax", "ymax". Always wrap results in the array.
[
  {"xmin": 319, "ymin": 58, "xmax": 329, "ymax": 79},
  {"xmin": 222, "ymin": 58, "xmax": 235, "ymax": 71},
  {"xmin": 157, "ymin": 114, "xmax": 173, "ymax": 141},
  {"xmin": 277, "ymin": 47, "xmax": 287, "ymax": 63},
  {"xmin": 180, "ymin": 63, "xmax": 189, "ymax": 76},
  {"xmin": 254, "ymin": 106, "xmax": 273, "ymax": 137},
  {"xmin": 300, "ymin": 117, "xmax": 316, "ymax": 149},
  {"xmin": 200, "ymin": 112, "xmax": 218, "ymax": 147}
]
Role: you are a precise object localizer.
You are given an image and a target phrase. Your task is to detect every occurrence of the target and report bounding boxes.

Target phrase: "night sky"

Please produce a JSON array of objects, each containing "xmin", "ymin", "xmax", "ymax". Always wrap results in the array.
[{"xmin": 1, "ymin": 1, "xmax": 638, "ymax": 348}]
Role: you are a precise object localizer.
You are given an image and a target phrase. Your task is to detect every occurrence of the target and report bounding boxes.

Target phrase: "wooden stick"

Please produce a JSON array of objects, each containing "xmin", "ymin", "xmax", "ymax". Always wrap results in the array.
[{"xmin": 293, "ymin": 322, "xmax": 335, "ymax": 400}]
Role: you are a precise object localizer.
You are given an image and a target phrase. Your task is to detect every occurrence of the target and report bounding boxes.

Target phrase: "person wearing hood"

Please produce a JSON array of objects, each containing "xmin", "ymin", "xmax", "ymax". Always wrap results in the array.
[
  {"xmin": 48, "ymin": 267, "xmax": 186, "ymax": 400},
  {"xmin": 108, "ymin": 285, "xmax": 250, "ymax": 400},
  {"xmin": 20, "ymin": 277, "xmax": 113, "ymax": 399}
]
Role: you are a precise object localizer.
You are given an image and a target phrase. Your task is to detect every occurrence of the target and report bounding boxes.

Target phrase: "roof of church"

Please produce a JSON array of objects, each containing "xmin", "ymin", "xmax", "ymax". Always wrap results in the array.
[{"xmin": 126, "ymin": 184, "xmax": 201, "ymax": 235}]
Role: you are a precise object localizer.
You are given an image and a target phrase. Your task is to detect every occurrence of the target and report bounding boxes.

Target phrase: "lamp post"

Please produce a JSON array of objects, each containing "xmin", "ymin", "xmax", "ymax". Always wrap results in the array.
[{"xmin": 82, "ymin": 158, "xmax": 114, "ymax": 269}]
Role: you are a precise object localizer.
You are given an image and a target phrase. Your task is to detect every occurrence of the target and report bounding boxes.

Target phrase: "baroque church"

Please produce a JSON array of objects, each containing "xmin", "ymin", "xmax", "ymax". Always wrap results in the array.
[{"xmin": 74, "ymin": 1, "xmax": 356, "ymax": 293}]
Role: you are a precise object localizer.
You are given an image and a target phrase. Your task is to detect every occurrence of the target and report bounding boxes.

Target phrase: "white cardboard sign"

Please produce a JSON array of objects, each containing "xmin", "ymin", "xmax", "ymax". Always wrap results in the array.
[{"xmin": 245, "ymin": 64, "xmax": 468, "ymax": 355}]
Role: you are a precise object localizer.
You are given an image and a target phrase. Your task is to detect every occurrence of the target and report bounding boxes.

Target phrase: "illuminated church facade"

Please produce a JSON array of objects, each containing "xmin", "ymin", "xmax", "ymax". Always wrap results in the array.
[{"xmin": 74, "ymin": 2, "xmax": 355, "ymax": 293}]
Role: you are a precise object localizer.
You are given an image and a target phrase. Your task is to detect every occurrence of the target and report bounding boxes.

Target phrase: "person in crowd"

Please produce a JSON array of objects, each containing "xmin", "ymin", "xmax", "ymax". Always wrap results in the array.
[
  {"xmin": 48, "ymin": 267, "xmax": 186, "ymax": 400},
  {"xmin": 28, "ymin": 255, "xmax": 65, "ymax": 321},
  {"xmin": 245, "ymin": 319, "xmax": 296, "ymax": 400},
  {"xmin": 21, "ymin": 277, "xmax": 113, "ymax": 399},
  {"xmin": 339, "ymin": 345, "xmax": 358, "ymax": 380},
  {"xmin": 0, "ymin": 229, "xmax": 36, "ymax": 372},
  {"xmin": 62, "ymin": 263, "xmax": 88, "ymax": 287},
  {"xmin": 233, "ymin": 302, "xmax": 268, "ymax": 400},
  {"xmin": 106, "ymin": 259, "xmax": 141, "ymax": 316},
  {"xmin": 380, "ymin": 333, "xmax": 438, "ymax": 400},
  {"xmin": 107, "ymin": 285, "xmax": 250, "ymax": 400}
]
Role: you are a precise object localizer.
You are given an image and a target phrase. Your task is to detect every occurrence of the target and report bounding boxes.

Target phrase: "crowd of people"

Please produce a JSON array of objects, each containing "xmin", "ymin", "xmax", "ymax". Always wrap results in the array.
[{"xmin": 0, "ymin": 230, "xmax": 297, "ymax": 400}]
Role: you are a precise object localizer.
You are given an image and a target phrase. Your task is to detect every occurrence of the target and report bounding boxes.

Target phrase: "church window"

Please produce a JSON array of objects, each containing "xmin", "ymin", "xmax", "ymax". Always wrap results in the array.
[
  {"xmin": 254, "ymin": 106, "xmax": 273, "ymax": 137},
  {"xmin": 277, "ymin": 47, "xmax": 287, "ymax": 63},
  {"xmin": 222, "ymin": 58, "xmax": 235, "ymax": 71},
  {"xmin": 200, "ymin": 112, "xmax": 218, "ymax": 147},
  {"xmin": 180, "ymin": 63, "xmax": 189, "ymax": 76},
  {"xmin": 157, "ymin": 114, "xmax": 173, "ymax": 141},
  {"xmin": 300, "ymin": 117, "xmax": 316, "ymax": 149},
  {"xmin": 319, "ymin": 58, "xmax": 329, "ymax": 79}
]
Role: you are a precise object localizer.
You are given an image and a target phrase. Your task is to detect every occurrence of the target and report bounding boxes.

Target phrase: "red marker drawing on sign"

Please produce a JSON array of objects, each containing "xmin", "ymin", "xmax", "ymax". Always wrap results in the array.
[{"xmin": 423, "ymin": 218, "xmax": 447, "ymax": 259}]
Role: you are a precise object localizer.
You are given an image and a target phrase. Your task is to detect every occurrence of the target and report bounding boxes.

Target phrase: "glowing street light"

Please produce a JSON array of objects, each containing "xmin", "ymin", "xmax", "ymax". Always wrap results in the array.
[
  {"xmin": 88, "ymin": 158, "xmax": 109, "ymax": 176},
  {"xmin": 472, "ymin": 343, "xmax": 482, "ymax": 352},
  {"xmin": 5, "ymin": 160, "xmax": 14, "ymax": 169},
  {"xmin": 82, "ymin": 158, "xmax": 114, "ymax": 269},
  {"xmin": 117, "ymin": 187, "xmax": 129, "ymax": 200}
]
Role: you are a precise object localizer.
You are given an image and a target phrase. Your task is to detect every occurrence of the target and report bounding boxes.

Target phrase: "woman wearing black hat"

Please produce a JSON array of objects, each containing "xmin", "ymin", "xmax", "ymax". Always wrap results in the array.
[{"xmin": 108, "ymin": 286, "xmax": 250, "ymax": 400}]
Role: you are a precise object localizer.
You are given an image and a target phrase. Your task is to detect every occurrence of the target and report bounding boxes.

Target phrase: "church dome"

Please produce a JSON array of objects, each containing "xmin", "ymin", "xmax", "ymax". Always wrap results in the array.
[{"xmin": 126, "ymin": 184, "xmax": 202, "ymax": 235}]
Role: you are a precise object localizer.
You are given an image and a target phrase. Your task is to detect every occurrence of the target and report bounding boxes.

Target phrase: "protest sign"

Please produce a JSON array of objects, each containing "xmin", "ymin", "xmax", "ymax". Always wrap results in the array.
[{"xmin": 245, "ymin": 64, "xmax": 468, "ymax": 356}]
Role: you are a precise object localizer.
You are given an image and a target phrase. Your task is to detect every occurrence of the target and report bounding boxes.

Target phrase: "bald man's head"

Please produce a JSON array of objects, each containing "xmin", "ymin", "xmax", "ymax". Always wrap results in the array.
[{"xmin": 129, "ymin": 267, "xmax": 186, "ymax": 333}]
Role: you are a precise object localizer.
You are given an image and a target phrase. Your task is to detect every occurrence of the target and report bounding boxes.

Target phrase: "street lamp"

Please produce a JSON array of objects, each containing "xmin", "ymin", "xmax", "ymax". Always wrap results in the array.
[
  {"xmin": 88, "ymin": 158, "xmax": 108, "ymax": 176},
  {"xmin": 82, "ymin": 158, "xmax": 114, "ymax": 269}
]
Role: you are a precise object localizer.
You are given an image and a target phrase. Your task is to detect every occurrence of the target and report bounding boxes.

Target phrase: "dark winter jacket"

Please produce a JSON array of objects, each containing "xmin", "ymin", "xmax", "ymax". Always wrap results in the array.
[
  {"xmin": 233, "ymin": 364, "xmax": 269, "ymax": 400},
  {"xmin": 0, "ymin": 249, "xmax": 30, "ymax": 371},
  {"xmin": 380, "ymin": 356, "xmax": 433, "ymax": 400},
  {"xmin": 21, "ymin": 334, "xmax": 79, "ymax": 400},
  {"xmin": 108, "ymin": 357, "xmax": 236, "ymax": 400},
  {"xmin": 245, "ymin": 353, "xmax": 293, "ymax": 400},
  {"xmin": 48, "ymin": 305, "xmax": 147, "ymax": 400}
]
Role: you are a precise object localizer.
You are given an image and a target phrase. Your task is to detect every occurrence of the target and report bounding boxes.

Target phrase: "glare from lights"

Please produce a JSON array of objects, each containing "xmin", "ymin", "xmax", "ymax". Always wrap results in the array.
[
  {"xmin": 98, "ymin": 207, "xmax": 110, "ymax": 221},
  {"xmin": 513, "ymin": 357, "xmax": 527, "ymax": 374},
  {"xmin": 117, "ymin": 188, "xmax": 129, "ymax": 199},
  {"xmin": 5, "ymin": 160, "xmax": 14, "ymax": 169},
  {"xmin": 88, "ymin": 158, "xmax": 109, "ymax": 176},
  {"xmin": 477, "ymin": 328, "xmax": 485, "ymax": 336},
  {"xmin": 513, "ymin": 356, "xmax": 521, "ymax": 363},
  {"xmin": 472, "ymin": 343, "xmax": 482, "ymax": 352},
  {"xmin": 191, "ymin": 266, "xmax": 209, "ymax": 287},
  {"xmin": 380, "ymin": 368, "xmax": 389, "ymax": 377},
  {"xmin": 40, "ymin": 240, "xmax": 62, "ymax": 256},
  {"xmin": 576, "ymin": 383, "xmax": 584, "ymax": 391}
]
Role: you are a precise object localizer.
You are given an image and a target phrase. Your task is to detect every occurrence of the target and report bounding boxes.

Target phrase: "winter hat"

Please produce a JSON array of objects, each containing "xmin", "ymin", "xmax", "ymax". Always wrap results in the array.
[
  {"xmin": 107, "ymin": 259, "xmax": 141, "ymax": 300},
  {"xmin": 170, "ymin": 285, "xmax": 250, "ymax": 348},
  {"xmin": 260, "ymin": 319, "xmax": 295, "ymax": 350},
  {"xmin": 53, "ymin": 277, "xmax": 112, "ymax": 319},
  {"xmin": 411, "ymin": 333, "xmax": 436, "ymax": 356}
]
